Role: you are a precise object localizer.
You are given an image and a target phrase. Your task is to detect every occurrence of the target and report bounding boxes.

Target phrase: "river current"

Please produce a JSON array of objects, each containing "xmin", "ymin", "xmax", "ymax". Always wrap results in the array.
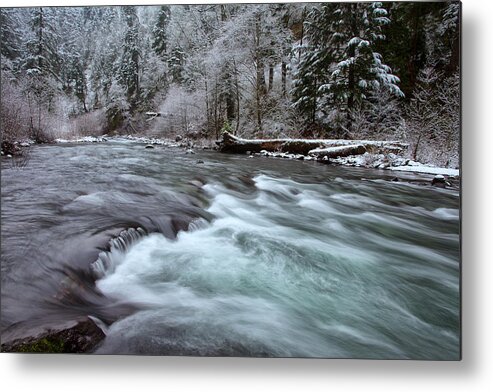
[{"xmin": 1, "ymin": 142, "xmax": 460, "ymax": 358}]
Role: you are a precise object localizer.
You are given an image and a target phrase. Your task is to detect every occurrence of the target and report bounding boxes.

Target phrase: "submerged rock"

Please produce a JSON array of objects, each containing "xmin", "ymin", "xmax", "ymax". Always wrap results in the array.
[
  {"xmin": 1, "ymin": 316, "xmax": 105, "ymax": 353},
  {"xmin": 145, "ymin": 144, "xmax": 155, "ymax": 149}
]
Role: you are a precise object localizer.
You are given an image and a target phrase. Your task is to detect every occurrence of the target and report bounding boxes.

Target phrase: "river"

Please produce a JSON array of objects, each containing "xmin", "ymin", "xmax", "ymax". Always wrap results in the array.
[{"xmin": 1, "ymin": 142, "xmax": 460, "ymax": 359}]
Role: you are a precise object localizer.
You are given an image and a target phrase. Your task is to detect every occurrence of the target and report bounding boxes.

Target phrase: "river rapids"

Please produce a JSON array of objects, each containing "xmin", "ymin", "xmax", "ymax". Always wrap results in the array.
[{"xmin": 1, "ymin": 143, "xmax": 460, "ymax": 358}]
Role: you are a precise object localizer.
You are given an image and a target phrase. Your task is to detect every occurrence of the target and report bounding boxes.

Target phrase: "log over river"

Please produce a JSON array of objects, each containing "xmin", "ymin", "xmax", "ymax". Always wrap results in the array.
[{"xmin": 0, "ymin": 142, "xmax": 460, "ymax": 358}]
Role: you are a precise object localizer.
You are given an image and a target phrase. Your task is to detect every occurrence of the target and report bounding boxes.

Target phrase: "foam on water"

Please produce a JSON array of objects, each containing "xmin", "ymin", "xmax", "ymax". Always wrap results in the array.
[{"xmin": 95, "ymin": 174, "xmax": 460, "ymax": 358}]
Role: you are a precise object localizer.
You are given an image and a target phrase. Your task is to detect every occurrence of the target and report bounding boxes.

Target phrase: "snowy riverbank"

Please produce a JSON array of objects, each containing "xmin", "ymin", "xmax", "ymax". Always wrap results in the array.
[
  {"xmin": 257, "ymin": 149, "xmax": 460, "ymax": 178},
  {"xmin": 4, "ymin": 134, "xmax": 459, "ymax": 179},
  {"xmin": 55, "ymin": 134, "xmax": 179, "ymax": 146}
]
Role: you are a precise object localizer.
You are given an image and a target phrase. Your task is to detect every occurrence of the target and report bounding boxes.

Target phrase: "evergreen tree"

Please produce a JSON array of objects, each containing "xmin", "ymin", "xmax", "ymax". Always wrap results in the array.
[
  {"xmin": 152, "ymin": 5, "xmax": 171, "ymax": 58},
  {"xmin": 119, "ymin": 6, "xmax": 141, "ymax": 111},
  {"xmin": 436, "ymin": 1, "xmax": 460, "ymax": 74},
  {"xmin": 57, "ymin": 8, "xmax": 88, "ymax": 113},
  {"xmin": 168, "ymin": 46, "xmax": 185, "ymax": 84},
  {"xmin": 22, "ymin": 8, "xmax": 63, "ymax": 84},
  {"xmin": 0, "ymin": 8, "xmax": 23, "ymax": 70},
  {"xmin": 326, "ymin": 2, "xmax": 403, "ymax": 132},
  {"xmin": 293, "ymin": 2, "xmax": 403, "ymax": 135},
  {"xmin": 292, "ymin": 3, "xmax": 338, "ymax": 125}
]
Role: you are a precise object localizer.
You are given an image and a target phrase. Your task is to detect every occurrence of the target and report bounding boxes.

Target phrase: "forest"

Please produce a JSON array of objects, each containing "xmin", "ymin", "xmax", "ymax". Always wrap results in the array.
[{"xmin": 1, "ymin": 2, "xmax": 460, "ymax": 167}]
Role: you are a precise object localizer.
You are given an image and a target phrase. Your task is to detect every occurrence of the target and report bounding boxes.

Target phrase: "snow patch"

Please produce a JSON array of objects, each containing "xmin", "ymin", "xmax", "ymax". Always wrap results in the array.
[{"xmin": 389, "ymin": 165, "xmax": 459, "ymax": 176}]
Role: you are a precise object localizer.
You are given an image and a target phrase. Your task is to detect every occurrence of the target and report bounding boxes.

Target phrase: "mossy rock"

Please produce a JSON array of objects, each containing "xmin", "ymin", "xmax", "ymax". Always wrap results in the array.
[
  {"xmin": 15, "ymin": 337, "xmax": 66, "ymax": 353},
  {"xmin": 1, "ymin": 317, "xmax": 105, "ymax": 354}
]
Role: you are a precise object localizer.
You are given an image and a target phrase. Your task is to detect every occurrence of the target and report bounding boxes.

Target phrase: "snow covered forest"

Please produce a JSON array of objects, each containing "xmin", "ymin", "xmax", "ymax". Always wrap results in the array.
[{"xmin": 1, "ymin": 2, "xmax": 460, "ymax": 167}]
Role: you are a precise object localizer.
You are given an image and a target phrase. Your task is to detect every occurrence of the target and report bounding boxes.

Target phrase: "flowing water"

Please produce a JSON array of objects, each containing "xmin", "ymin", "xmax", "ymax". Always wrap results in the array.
[{"xmin": 1, "ymin": 143, "xmax": 460, "ymax": 359}]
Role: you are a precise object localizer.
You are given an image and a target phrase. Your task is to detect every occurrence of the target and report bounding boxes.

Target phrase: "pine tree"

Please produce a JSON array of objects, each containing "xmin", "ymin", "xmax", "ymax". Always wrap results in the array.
[
  {"xmin": 0, "ymin": 8, "xmax": 23, "ymax": 70},
  {"xmin": 118, "ymin": 6, "xmax": 141, "ymax": 111},
  {"xmin": 326, "ymin": 2, "xmax": 403, "ymax": 132},
  {"xmin": 436, "ymin": 1, "xmax": 460, "ymax": 74},
  {"xmin": 293, "ymin": 2, "xmax": 403, "ymax": 135},
  {"xmin": 17, "ymin": 7, "xmax": 63, "ymax": 136},
  {"xmin": 56, "ymin": 8, "xmax": 88, "ymax": 113},
  {"xmin": 22, "ymin": 8, "xmax": 63, "ymax": 84},
  {"xmin": 167, "ymin": 46, "xmax": 185, "ymax": 84},
  {"xmin": 83, "ymin": 7, "xmax": 120, "ymax": 110},
  {"xmin": 292, "ymin": 3, "xmax": 338, "ymax": 126},
  {"xmin": 152, "ymin": 5, "xmax": 171, "ymax": 58}
]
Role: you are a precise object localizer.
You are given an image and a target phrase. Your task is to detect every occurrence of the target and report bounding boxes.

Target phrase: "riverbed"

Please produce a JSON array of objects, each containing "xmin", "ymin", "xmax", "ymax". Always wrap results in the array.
[{"xmin": 1, "ymin": 142, "xmax": 460, "ymax": 358}]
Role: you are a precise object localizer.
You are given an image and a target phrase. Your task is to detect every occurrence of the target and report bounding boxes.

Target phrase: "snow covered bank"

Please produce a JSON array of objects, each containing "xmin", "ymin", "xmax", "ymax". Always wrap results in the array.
[
  {"xmin": 54, "ymin": 133, "xmax": 459, "ymax": 178},
  {"xmin": 389, "ymin": 165, "xmax": 460, "ymax": 177},
  {"xmin": 257, "ymin": 149, "xmax": 459, "ymax": 178},
  {"xmin": 1, "ymin": 139, "xmax": 37, "ymax": 157},
  {"xmin": 55, "ymin": 135, "xmax": 180, "ymax": 147}
]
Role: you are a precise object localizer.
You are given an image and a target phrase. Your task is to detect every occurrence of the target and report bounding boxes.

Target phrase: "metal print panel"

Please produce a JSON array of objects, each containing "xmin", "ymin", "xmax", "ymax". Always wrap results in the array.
[{"xmin": 0, "ymin": 1, "xmax": 461, "ymax": 359}]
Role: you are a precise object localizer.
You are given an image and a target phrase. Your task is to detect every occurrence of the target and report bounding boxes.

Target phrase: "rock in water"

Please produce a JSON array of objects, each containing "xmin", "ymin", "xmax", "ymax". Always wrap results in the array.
[
  {"xmin": 432, "ymin": 174, "xmax": 451, "ymax": 188},
  {"xmin": 175, "ymin": 135, "xmax": 183, "ymax": 142},
  {"xmin": 196, "ymin": 159, "xmax": 204, "ymax": 164},
  {"xmin": 145, "ymin": 144, "xmax": 154, "ymax": 149},
  {"xmin": 1, "ymin": 317, "xmax": 106, "ymax": 353},
  {"xmin": 186, "ymin": 149, "xmax": 195, "ymax": 154}
]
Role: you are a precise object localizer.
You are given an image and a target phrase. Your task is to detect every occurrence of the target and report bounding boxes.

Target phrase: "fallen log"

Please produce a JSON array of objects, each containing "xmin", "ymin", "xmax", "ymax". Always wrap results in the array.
[
  {"xmin": 216, "ymin": 131, "xmax": 408, "ymax": 155},
  {"xmin": 216, "ymin": 131, "xmax": 322, "ymax": 154},
  {"xmin": 309, "ymin": 144, "xmax": 367, "ymax": 159}
]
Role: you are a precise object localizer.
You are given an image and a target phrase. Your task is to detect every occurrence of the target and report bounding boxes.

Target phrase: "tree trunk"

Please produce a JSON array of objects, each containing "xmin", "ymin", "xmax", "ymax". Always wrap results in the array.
[
  {"xmin": 298, "ymin": 7, "xmax": 306, "ymax": 62},
  {"xmin": 413, "ymin": 132, "xmax": 422, "ymax": 161},
  {"xmin": 204, "ymin": 77, "xmax": 210, "ymax": 133},
  {"xmin": 346, "ymin": 3, "xmax": 357, "ymax": 133},
  {"xmin": 38, "ymin": 8, "xmax": 43, "ymax": 70},
  {"xmin": 233, "ymin": 59, "xmax": 240, "ymax": 135},
  {"xmin": 311, "ymin": 79, "xmax": 318, "ymax": 124},
  {"xmin": 255, "ymin": 14, "xmax": 264, "ymax": 136},
  {"xmin": 214, "ymin": 77, "xmax": 219, "ymax": 139},
  {"xmin": 281, "ymin": 61, "xmax": 287, "ymax": 96},
  {"xmin": 225, "ymin": 68, "xmax": 235, "ymax": 123}
]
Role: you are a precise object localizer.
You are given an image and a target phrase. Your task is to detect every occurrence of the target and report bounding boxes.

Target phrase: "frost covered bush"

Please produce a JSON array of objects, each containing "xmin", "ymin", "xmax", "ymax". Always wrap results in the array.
[
  {"xmin": 349, "ymin": 89, "xmax": 406, "ymax": 141},
  {"xmin": 1, "ymin": 71, "xmax": 56, "ymax": 145},
  {"xmin": 150, "ymin": 85, "xmax": 206, "ymax": 138},
  {"xmin": 0, "ymin": 73, "xmax": 31, "ymax": 144},
  {"xmin": 70, "ymin": 110, "xmax": 106, "ymax": 137},
  {"xmin": 248, "ymin": 96, "xmax": 303, "ymax": 139},
  {"xmin": 405, "ymin": 69, "xmax": 459, "ymax": 168}
]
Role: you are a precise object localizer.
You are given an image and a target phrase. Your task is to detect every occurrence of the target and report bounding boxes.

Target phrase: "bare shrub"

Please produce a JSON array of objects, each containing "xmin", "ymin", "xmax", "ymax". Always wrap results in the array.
[
  {"xmin": 405, "ymin": 68, "xmax": 459, "ymax": 168},
  {"xmin": 351, "ymin": 92, "xmax": 406, "ymax": 141},
  {"xmin": 1, "ymin": 73, "xmax": 30, "ymax": 145},
  {"xmin": 71, "ymin": 110, "xmax": 106, "ymax": 137},
  {"xmin": 150, "ymin": 85, "xmax": 206, "ymax": 139}
]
